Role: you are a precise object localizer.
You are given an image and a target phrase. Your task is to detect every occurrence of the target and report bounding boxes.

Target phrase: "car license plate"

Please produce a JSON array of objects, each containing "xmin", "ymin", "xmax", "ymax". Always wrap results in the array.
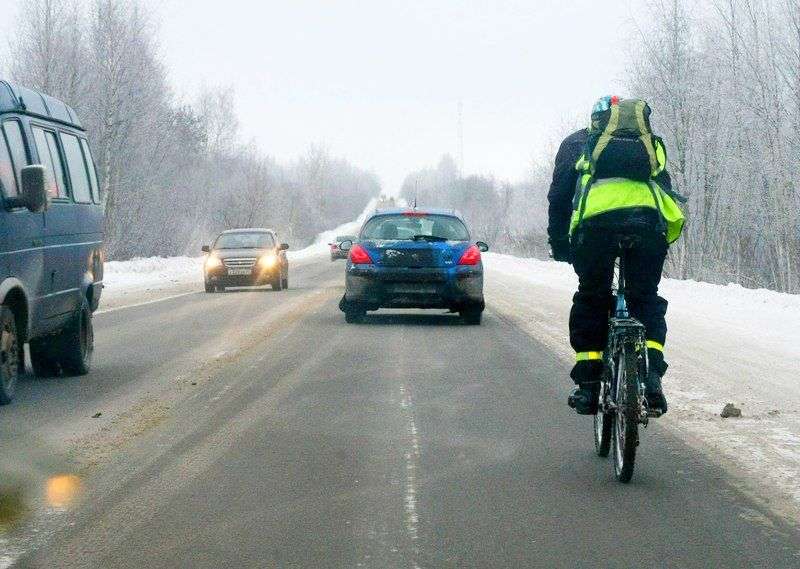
[
  {"xmin": 228, "ymin": 268, "xmax": 251, "ymax": 276},
  {"xmin": 390, "ymin": 283, "xmax": 437, "ymax": 294}
]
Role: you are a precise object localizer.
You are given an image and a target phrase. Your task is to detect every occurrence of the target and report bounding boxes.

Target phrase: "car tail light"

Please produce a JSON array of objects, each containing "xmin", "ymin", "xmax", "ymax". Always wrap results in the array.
[
  {"xmin": 403, "ymin": 211, "xmax": 428, "ymax": 217},
  {"xmin": 349, "ymin": 244, "xmax": 374, "ymax": 264},
  {"xmin": 458, "ymin": 244, "xmax": 481, "ymax": 265}
]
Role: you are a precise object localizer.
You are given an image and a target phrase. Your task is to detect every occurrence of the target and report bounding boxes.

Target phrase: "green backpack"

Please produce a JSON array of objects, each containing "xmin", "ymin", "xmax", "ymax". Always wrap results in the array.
[{"xmin": 584, "ymin": 97, "xmax": 664, "ymax": 182}]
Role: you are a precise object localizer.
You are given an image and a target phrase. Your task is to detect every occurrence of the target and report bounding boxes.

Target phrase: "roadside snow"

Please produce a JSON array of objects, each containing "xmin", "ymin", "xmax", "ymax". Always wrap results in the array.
[
  {"xmin": 484, "ymin": 252, "xmax": 800, "ymax": 518},
  {"xmin": 100, "ymin": 199, "xmax": 381, "ymax": 307}
]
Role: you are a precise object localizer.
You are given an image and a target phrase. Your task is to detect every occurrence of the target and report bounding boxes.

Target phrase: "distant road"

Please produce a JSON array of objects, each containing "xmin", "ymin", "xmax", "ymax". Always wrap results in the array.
[{"xmin": 4, "ymin": 259, "xmax": 799, "ymax": 568}]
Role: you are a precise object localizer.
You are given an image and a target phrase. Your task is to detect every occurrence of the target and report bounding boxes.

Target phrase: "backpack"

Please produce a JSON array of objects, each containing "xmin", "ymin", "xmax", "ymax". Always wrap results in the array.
[{"xmin": 584, "ymin": 98, "xmax": 663, "ymax": 182}]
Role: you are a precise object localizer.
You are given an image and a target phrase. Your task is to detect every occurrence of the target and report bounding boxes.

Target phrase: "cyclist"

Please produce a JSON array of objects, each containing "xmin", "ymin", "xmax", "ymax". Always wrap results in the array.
[{"xmin": 547, "ymin": 96, "xmax": 685, "ymax": 416}]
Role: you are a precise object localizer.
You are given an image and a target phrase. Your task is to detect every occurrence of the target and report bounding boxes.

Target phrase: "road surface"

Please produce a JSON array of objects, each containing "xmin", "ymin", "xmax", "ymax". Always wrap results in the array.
[{"xmin": 2, "ymin": 259, "xmax": 799, "ymax": 568}]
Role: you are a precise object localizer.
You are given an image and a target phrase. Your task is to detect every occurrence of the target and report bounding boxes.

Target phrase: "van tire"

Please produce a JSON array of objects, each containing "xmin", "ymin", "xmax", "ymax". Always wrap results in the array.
[
  {"xmin": 271, "ymin": 278, "xmax": 282, "ymax": 291},
  {"xmin": 0, "ymin": 306, "xmax": 21, "ymax": 404},
  {"xmin": 204, "ymin": 282, "xmax": 215, "ymax": 293},
  {"xmin": 30, "ymin": 339, "xmax": 60, "ymax": 377},
  {"xmin": 55, "ymin": 298, "xmax": 93, "ymax": 376},
  {"xmin": 281, "ymin": 275, "xmax": 289, "ymax": 290}
]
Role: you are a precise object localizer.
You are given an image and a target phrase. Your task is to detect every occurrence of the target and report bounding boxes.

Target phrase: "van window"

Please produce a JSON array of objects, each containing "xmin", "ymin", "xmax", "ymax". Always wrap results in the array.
[
  {"xmin": 79, "ymin": 138, "xmax": 100, "ymax": 203},
  {"xmin": 0, "ymin": 133, "xmax": 18, "ymax": 197},
  {"xmin": 61, "ymin": 132, "xmax": 92, "ymax": 203},
  {"xmin": 3, "ymin": 121, "xmax": 27, "ymax": 188},
  {"xmin": 32, "ymin": 126, "xmax": 67, "ymax": 198}
]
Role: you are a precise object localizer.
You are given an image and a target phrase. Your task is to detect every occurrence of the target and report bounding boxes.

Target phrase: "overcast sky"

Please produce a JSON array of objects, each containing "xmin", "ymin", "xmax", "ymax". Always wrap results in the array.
[{"xmin": 4, "ymin": 0, "xmax": 639, "ymax": 193}]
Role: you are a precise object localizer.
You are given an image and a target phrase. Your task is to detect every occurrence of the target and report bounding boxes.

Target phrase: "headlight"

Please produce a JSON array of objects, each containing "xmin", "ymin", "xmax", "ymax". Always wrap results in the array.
[
  {"xmin": 259, "ymin": 254, "xmax": 278, "ymax": 269},
  {"xmin": 205, "ymin": 255, "xmax": 222, "ymax": 270}
]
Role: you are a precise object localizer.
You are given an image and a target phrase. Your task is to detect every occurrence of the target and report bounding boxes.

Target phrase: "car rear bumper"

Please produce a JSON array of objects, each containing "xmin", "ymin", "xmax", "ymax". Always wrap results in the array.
[{"xmin": 342, "ymin": 265, "xmax": 484, "ymax": 310}]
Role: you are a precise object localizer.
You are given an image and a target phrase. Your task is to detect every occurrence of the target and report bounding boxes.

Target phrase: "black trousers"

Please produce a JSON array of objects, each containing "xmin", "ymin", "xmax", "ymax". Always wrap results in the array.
[{"xmin": 569, "ymin": 229, "xmax": 668, "ymax": 361}]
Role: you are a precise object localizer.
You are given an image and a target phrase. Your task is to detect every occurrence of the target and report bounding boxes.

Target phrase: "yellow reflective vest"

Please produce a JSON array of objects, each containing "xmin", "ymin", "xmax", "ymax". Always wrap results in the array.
[{"xmin": 569, "ymin": 139, "xmax": 685, "ymax": 244}]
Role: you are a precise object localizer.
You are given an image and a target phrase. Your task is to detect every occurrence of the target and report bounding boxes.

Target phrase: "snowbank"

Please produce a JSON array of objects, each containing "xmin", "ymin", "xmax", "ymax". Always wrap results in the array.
[
  {"xmin": 100, "ymin": 199, "xmax": 382, "ymax": 302},
  {"xmin": 103, "ymin": 256, "xmax": 203, "ymax": 294},
  {"xmin": 483, "ymin": 252, "xmax": 800, "ymax": 518}
]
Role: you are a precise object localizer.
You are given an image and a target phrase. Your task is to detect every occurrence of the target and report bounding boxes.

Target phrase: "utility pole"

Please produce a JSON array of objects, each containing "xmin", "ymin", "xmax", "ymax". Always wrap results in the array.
[{"xmin": 457, "ymin": 100, "xmax": 464, "ymax": 176}]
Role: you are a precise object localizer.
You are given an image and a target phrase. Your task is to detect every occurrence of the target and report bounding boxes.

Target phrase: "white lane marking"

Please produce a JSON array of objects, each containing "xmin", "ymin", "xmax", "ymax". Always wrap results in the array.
[
  {"xmin": 96, "ymin": 291, "xmax": 199, "ymax": 314},
  {"xmin": 399, "ymin": 384, "xmax": 422, "ymax": 569}
]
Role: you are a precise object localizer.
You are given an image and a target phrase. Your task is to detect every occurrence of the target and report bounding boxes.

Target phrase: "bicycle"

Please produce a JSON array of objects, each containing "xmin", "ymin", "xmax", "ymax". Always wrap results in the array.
[{"xmin": 592, "ymin": 235, "xmax": 662, "ymax": 483}]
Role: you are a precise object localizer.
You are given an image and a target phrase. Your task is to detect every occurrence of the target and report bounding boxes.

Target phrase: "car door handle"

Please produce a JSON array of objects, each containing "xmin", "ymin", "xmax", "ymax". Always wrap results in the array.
[{"xmin": 32, "ymin": 238, "xmax": 43, "ymax": 247}]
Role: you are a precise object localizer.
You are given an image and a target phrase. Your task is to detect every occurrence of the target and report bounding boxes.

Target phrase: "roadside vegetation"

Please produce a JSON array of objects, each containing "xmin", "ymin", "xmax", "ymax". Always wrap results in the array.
[
  {"xmin": 403, "ymin": 1, "xmax": 800, "ymax": 294},
  {"xmin": 3, "ymin": 0, "xmax": 381, "ymax": 260}
]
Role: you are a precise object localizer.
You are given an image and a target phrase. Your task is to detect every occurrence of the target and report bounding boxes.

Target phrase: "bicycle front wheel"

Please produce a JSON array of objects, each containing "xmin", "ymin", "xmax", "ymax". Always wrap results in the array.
[{"xmin": 612, "ymin": 344, "xmax": 640, "ymax": 482}]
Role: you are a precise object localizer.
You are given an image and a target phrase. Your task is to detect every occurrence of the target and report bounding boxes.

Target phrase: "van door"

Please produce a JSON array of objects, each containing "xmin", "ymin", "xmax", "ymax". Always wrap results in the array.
[
  {"xmin": 0, "ymin": 119, "xmax": 46, "ymax": 334},
  {"xmin": 31, "ymin": 124, "xmax": 78, "ymax": 322}
]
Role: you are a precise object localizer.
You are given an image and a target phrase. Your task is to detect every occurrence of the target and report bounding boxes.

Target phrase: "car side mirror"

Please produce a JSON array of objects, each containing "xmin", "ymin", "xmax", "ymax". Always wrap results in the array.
[
  {"xmin": 339, "ymin": 240, "xmax": 353, "ymax": 251},
  {"xmin": 279, "ymin": 243, "xmax": 289, "ymax": 251},
  {"xmin": 201, "ymin": 245, "xmax": 210, "ymax": 253},
  {"xmin": 10, "ymin": 165, "xmax": 49, "ymax": 213},
  {"xmin": 476, "ymin": 241, "xmax": 489, "ymax": 252}
]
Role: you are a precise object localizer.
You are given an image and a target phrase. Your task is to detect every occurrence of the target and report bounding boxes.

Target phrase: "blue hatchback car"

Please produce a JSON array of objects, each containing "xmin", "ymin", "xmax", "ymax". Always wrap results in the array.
[{"xmin": 338, "ymin": 208, "xmax": 488, "ymax": 324}]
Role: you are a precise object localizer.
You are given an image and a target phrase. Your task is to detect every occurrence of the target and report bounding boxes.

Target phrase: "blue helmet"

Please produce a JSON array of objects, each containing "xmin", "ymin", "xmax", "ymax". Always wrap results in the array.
[{"xmin": 591, "ymin": 95, "xmax": 621, "ymax": 114}]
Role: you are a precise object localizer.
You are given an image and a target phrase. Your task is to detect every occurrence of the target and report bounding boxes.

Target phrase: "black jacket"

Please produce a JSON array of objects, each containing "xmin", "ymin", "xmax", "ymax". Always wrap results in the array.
[
  {"xmin": 547, "ymin": 128, "xmax": 673, "ymax": 243},
  {"xmin": 547, "ymin": 128, "xmax": 587, "ymax": 243}
]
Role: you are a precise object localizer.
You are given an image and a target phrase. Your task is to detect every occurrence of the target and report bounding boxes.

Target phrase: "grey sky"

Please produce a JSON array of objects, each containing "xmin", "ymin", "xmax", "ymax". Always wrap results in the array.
[
  {"xmin": 149, "ymin": 0, "xmax": 639, "ymax": 192},
  {"xmin": 4, "ymin": 0, "xmax": 638, "ymax": 192}
]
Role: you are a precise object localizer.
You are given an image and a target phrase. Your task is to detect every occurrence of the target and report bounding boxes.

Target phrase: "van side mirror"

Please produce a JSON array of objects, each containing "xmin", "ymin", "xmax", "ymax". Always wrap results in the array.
[
  {"xmin": 279, "ymin": 243, "xmax": 289, "ymax": 251},
  {"xmin": 18, "ymin": 165, "xmax": 48, "ymax": 213},
  {"xmin": 476, "ymin": 241, "xmax": 489, "ymax": 252},
  {"xmin": 201, "ymin": 245, "xmax": 210, "ymax": 253}
]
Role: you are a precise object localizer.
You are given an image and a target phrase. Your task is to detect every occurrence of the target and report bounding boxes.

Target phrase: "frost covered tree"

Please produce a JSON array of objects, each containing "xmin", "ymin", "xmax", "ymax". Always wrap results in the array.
[{"xmin": 5, "ymin": 0, "xmax": 381, "ymax": 259}]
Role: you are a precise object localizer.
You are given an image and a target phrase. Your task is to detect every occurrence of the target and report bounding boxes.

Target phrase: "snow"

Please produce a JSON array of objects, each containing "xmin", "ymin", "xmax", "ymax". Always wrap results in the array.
[
  {"xmin": 483, "ymin": 252, "xmax": 800, "ymax": 518},
  {"xmin": 100, "ymin": 199, "xmax": 381, "ymax": 305},
  {"xmin": 103, "ymin": 256, "xmax": 203, "ymax": 294}
]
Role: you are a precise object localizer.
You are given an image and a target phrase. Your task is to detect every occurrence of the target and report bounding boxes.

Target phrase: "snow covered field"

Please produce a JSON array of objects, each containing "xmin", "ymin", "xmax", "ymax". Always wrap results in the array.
[{"xmin": 484, "ymin": 253, "xmax": 800, "ymax": 518}]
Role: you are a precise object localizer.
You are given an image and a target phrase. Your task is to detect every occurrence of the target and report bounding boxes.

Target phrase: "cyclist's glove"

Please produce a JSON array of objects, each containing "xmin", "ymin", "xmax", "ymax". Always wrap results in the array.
[{"xmin": 549, "ymin": 236, "xmax": 572, "ymax": 264}]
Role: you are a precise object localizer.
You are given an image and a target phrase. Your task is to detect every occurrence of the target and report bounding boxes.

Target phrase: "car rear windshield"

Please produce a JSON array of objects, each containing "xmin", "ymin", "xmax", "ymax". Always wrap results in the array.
[
  {"xmin": 361, "ymin": 214, "xmax": 470, "ymax": 241},
  {"xmin": 214, "ymin": 232, "xmax": 274, "ymax": 249}
]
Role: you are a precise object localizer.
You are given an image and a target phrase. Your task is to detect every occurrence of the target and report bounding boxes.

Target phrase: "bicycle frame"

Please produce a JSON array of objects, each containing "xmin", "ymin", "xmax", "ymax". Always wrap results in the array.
[
  {"xmin": 597, "ymin": 247, "xmax": 650, "ymax": 425},
  {"xmin": 593, "ymin": 238, "xmax": 662, "ymax": 482}
]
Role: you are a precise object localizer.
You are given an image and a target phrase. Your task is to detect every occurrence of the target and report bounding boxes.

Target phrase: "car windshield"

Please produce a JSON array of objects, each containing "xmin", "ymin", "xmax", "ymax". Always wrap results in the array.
[
  {"xmin": 214, "ymin": 232, "xmax": 274, "ymax": 249},
  {"xmin": 361, "ymin": 214, "xmax": 470, "ymax": 241}
]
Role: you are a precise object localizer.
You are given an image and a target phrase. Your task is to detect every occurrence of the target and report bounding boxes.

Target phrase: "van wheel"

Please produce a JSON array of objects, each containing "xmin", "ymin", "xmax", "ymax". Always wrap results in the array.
[
  {"xmin": 204, "ymin": 282, "xmax": 215, "ymax": 293},
  {"xmin": 271, "ymin": 278, "xmax": 282, "ymax": 291},
  {"xmin": 55, "ymin": 298, "xmax": 93, "ymax": 376},
  {"xmin": 281, "ymin": 275, "xmax": 289, "ymax": 290},
  {"xmin": 30, "ymin": 339, "xmax": 61, "ymax": 377},
  {"xmin": 0, "ymin": 307, "xmax": 20, "ymax": 404}
]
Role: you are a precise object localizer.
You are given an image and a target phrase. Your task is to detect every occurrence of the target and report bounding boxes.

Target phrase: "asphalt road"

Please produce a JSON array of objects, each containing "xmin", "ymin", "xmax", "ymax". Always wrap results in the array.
[{"xmin": 5, "ymin": 259, "xmax": 800, "ymax": 568}]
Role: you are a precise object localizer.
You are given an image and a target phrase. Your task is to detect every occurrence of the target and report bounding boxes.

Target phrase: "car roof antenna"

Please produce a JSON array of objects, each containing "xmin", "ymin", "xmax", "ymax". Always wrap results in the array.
[{"xmin": 412, "ymin": 197, "xmax": 417, "ymax": 209}]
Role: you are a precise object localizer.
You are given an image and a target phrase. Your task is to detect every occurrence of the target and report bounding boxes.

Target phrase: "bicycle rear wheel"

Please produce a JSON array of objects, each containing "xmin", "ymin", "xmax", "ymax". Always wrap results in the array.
[
  {"xmin": 612, "ymin": 344, "xmax": 640, "ymax": 482},
  {"xmin": 593, "ymin": 387, "xmax": 612, "ymax": 457}
]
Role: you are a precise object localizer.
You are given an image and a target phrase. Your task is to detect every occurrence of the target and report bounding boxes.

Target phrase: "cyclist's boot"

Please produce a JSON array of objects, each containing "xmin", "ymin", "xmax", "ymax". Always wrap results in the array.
[
  {"xmin": 645, "ymin": 348, "xmax": 668, "ymax": 415},
  {"xmin": 568, "ymin": 360, "xmax": 603, "ymax": 415}
]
